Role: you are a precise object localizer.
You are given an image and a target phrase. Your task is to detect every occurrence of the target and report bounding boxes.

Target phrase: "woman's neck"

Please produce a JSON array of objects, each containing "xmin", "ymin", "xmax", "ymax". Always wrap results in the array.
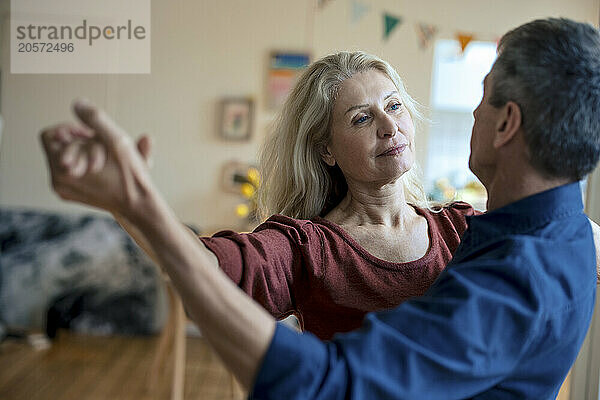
[{"xmin": 326, "ymin": 179, "xmax": 414, "ymax": 227}]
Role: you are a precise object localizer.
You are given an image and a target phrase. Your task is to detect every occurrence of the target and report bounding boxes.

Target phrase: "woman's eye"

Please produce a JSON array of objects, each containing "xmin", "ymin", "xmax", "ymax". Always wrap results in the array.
[
  {"xmin": 388, "ymin": 102, "xmax": 402, "ymax": 111},
  {"xmin": 354, "ymin": 115, "xmax": 370, "ymax": 124}
]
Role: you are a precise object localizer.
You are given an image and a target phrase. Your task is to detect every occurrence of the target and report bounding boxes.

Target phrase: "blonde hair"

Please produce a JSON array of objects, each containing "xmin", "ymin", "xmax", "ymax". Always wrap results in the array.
[{"xmin": 257, "ymin": 51, "xmax": 430, "ymax": 220}]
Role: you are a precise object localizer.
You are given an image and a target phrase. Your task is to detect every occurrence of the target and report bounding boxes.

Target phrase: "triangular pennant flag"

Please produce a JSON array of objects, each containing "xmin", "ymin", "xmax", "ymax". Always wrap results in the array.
[
  {"xmin": 318, "ymin": 0, "xmax": 334, "ymax": 9},
  {"xmin": 351, "ymin": 0, "xmax": 370, "ymax": 24},
  {"xmin": 456, "ymin": 32, "xmax": 474, "ymax": 53},
  {"xmin": 383, "ymin": 13, "xmax": 403, "ymax": 41},
  {"xmin": 415, "ymin": 23, "xmax": 438, "ymax": 50}
]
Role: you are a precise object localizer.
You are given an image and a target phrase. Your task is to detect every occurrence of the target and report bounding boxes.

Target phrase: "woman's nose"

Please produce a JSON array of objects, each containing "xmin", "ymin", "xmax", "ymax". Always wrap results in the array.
[{"xmin": 376, "ymin": 113, "xmax": 397, "ymax": 138}]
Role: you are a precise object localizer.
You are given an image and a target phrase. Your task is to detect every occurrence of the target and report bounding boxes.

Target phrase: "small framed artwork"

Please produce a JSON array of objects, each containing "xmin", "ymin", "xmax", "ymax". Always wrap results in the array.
[
  {"xmin": 220, "ymin": 98, "xmax": 254, "ymax": 141},
  {"xmin": 266, "ymin": 51, "xmax": 310, "ymax": 110}
]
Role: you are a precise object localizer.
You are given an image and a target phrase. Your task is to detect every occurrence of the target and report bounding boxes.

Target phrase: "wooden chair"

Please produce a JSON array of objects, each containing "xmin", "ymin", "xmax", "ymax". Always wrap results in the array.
[{"xmin": 147, "ymin": 277, "xmax": 186, "ymax": 400}]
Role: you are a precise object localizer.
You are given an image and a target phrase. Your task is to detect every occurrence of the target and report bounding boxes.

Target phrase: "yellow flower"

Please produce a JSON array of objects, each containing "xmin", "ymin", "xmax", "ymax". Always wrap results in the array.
[
  {"xmin": 241, "ymin": 182, "xmax": 256, "ymax": 198},
  {"xmin": 235, "ymin": 203, "xmax": 250, "ymax": 218},
  {"xmin": 247, "ymin": 167, "xmax": 260, "ymax": 186}
]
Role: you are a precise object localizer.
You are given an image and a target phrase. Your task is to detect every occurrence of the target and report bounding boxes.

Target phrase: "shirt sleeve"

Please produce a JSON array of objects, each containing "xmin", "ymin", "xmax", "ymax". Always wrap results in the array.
[
  {"xmin": 250, "ymin": 256, "xmax": 542, "ymax": 400},
  {"xmin": 199, "ymin": 216, "xmax": 315, "ymax": 319}
]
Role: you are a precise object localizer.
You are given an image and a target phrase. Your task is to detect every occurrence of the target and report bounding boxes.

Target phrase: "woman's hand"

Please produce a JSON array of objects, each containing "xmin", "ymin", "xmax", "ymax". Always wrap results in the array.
[{"xmin": 40, "ymin": 99, "xmax": 156, "ymax": 222}]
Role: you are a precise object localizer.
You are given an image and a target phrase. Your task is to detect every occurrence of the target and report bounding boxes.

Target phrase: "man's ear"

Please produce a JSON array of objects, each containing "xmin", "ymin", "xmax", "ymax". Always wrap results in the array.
[
  {"xmin": 321, "ymin": 145, "xmax": 336, "ymax": 167},
  {"xmin": 494, "ymin": 101, "xmax": 522, "ymax": 148}
]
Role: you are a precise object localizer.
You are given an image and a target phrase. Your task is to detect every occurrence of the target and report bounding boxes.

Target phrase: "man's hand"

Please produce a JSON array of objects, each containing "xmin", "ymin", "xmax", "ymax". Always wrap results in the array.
[{"xmin": 40, "ymin": 99, "xmax": 156, "ymax": 221}]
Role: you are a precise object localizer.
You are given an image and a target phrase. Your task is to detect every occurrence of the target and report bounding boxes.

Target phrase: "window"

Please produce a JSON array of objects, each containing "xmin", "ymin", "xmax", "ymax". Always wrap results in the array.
[{"xmin": 425, "ymin": 39, "xmax": 497, "ymax": 210}]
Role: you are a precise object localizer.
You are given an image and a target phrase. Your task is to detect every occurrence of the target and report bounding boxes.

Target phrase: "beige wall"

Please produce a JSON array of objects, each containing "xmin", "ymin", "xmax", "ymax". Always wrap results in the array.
[{"xmin": 0, "ymin": 0, "xmax": 597, "ymax": 232}]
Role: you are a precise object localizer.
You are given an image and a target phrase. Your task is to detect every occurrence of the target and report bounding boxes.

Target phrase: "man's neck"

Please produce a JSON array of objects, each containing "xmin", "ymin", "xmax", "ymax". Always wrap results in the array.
[{"xmin": 484, "ymin": 169, "xmax": 571, "ymax": 212}]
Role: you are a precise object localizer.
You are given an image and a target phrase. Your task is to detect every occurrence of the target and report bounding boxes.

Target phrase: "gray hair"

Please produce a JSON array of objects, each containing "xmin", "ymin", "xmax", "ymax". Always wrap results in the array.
[
  {"xmin": 490, "ymin": 18, "xmax": 600, "ymax": 181},
  {"xmin": 257, "ymin": 51, "xmax": 429, "ymax": 220}
]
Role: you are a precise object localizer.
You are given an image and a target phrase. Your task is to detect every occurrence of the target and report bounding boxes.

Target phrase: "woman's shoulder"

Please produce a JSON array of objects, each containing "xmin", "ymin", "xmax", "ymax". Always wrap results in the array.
[
  {"xmin": 260, "ymin": 214, "xmax": 317, "ymax": 231},
  {"xmin": 248, "ymin": 214, "xmax": 324, "ymax": 243},
  {"xmin": 201, "ymin": 214, "xmax": 322, "ymax": 256},
  {"xmin": 424, "ymin": 201, "xmax": 481, "ymax": 217},
  {"xmin": 261, "ymin": 214, "xmax": 355, "ymax": 245},
  {"xmin": 443, "ymin": 201, "xmax": 482, "ymax": 216},
  {"xmin": 417, "ymin": 201, "xmax": 482, "ymax": 235}
]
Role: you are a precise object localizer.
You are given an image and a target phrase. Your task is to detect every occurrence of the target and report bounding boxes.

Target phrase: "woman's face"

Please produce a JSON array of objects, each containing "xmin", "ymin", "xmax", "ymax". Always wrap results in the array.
[{"xmin": 322, "ymin": 69, "xmax": 416, "ymax": 187}]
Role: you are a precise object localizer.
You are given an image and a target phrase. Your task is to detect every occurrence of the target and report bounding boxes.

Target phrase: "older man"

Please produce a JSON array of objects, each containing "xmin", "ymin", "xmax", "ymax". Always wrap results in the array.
[
  {"xmin": 41, "ymin": 18, "xmax": 600, "ymax": 399},
  {"xmin": 249, "ymin": 19, "xmax": 600, "ymax": 399}
]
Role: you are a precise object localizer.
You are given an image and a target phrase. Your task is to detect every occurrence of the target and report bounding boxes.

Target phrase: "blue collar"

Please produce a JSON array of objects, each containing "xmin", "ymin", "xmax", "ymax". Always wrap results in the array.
[{"xmin": 453, "ymin": 182, "xmax": 584, "ymax": 262}]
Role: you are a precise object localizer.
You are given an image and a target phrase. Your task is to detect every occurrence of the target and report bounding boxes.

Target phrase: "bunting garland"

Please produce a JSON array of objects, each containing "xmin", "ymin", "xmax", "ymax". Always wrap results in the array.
[
  {"xmin": 456, "ymin": 32, "xmax": 475, "ymax": 53},
  {"xmin": 351, "ymin": 0, "xmax": 370, "ymax": 24},
  {"xmin": 311, "ymin": 0, "xmax": 495, "ymax": 49},
  {"xmin": 415, "ymin": 23, "xmax": 438, "ymax": 50},
  {"xmin": 317, "ymin": 0, "xmax": 334, "ymax": 9},
  {"xmin": 383, "ymin": 13, "xmax": 403, "ymax": 41}
]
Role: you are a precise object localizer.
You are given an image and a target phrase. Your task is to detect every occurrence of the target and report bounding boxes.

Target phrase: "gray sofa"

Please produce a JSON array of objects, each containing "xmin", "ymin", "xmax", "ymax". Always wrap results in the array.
[{"xmin": 0, "ymin": 207, "xmax": 167, "ymax": 336}]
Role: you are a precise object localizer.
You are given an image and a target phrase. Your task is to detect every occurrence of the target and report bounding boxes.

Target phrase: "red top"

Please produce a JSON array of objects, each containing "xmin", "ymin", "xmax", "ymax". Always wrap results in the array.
[{"xmin": 199, "ymin": 202, "xmax": 478, "ymax": 340}]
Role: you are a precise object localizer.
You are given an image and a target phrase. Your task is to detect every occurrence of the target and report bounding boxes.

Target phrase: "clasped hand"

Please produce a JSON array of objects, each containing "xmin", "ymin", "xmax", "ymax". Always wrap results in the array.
[{"xmin": 40, "ymin": 99, "xmax": 156, "ymax": 221}]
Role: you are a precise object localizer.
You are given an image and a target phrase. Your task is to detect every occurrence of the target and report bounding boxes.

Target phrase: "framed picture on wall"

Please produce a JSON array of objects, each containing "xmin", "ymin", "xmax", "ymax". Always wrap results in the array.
[
  {"xmin": 266, "ymin": 51, "xmax": 310, "ymax": 110},
  {"xmin": 220, "ymin": 98, "xmax": 254, "ymax": 141}
]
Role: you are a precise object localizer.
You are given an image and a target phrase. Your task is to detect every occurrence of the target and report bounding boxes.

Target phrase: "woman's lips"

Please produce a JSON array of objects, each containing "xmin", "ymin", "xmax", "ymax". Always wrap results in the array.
[{"xmin": 377, "ymin": 144, "xmax": 407, "ymax": 157}]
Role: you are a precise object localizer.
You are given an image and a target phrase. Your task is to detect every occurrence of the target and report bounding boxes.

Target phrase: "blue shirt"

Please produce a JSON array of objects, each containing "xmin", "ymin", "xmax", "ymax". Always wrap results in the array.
[{"xmin": 251, "ymin": 183, "xmax": 596, "ymax": 399}]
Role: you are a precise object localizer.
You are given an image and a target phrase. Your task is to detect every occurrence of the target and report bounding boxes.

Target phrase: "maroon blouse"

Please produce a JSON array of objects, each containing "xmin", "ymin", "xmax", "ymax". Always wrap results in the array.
[{"xmin": 199, "ymin": 202, "xmax": 478, "ymax": 340}]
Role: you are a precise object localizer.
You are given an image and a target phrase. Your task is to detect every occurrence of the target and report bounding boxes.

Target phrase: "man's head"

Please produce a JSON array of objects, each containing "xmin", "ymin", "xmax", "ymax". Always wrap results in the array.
[{"xmin": 475, "ymin": 18, "xmax": 600, "ymax": 182}]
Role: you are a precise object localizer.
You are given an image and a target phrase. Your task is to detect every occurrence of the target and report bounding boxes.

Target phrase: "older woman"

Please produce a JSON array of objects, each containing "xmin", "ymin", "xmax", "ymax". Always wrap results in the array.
[
  {"xmin": 40, "ymin": 51, "xmax": 599, "ymax": 345},
  {"xmin": 196, "ymin": 52, "xmax": 476, "ymax": 340}
]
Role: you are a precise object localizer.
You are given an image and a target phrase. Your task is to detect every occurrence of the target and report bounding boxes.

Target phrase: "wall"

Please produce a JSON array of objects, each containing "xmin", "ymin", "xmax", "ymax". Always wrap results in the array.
[{"xmin": 0, "ymin": 0, "xmax": 598, "ymax": 232}]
